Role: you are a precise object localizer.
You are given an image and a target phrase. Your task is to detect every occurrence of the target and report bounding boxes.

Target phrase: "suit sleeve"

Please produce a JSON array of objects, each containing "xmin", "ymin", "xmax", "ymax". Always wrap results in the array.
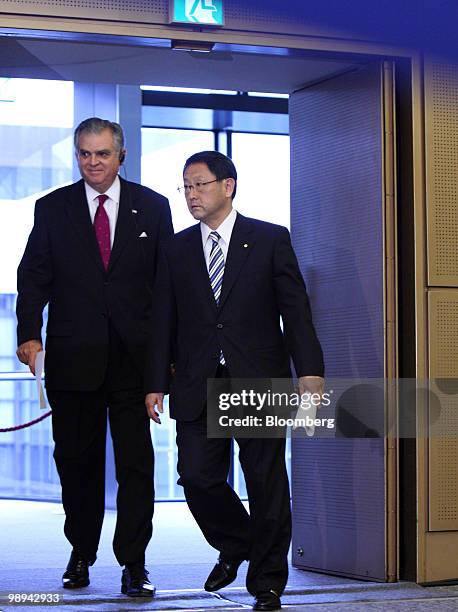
[
  {"xmin": 144, "ymin": 243, "xmax": 176, "ymax": 394},
  {"xmin": 158, "ymin": 196, "xmax": 173, "ymax": 243},
  {"xmin": 148, "ymin": 195, "xmax": 173, "ymax": 287},
  {"xmin": 16, "ymin": 199, "xmax": 52, "ymax": 346},
  {"xmin": 273, "ymin": 226, "xmax": 324, "ymax": 377}
]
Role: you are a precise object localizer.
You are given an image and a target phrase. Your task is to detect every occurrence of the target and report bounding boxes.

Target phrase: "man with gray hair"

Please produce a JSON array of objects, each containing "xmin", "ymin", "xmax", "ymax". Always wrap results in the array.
[{"xmin": 16, "ymin": 117, "xmax": 173, "ymax": 597}]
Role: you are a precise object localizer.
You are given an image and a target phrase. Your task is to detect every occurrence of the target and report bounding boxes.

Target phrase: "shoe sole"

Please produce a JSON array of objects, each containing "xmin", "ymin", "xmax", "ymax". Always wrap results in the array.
[
  {"xmin": 204, "ymin": 576, "xmax": 237, "ymax": 592},
  {"xmin": 62, "ymin": 580, "xmax": 90, "ymax": 589},
  {"xmin": 253, "ymin": 599, "xmax": 281, "ymax": 610},
  {"xmin": 121, "ymin": 585, "xmax": 156, "ymax": 597}
]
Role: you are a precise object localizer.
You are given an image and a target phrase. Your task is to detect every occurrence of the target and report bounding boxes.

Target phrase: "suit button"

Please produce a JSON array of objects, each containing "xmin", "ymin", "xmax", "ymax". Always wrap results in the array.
[{"xmin": 216, "ymin": 323, "xmax": 223, "ymax": 329}]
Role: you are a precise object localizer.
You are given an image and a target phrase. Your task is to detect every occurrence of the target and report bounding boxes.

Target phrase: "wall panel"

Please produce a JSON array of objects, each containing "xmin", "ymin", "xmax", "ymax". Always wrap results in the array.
[
  {"xmin": 425, "ymin": 59, "xmax": 458, "ymax": 287},
  {"xmin": 290, "ymin": 63, "xmax": 388, "ymax": 580},
  {"xmin": 0, "ymin": 0, "xmax": 339, "ymax": 36}
]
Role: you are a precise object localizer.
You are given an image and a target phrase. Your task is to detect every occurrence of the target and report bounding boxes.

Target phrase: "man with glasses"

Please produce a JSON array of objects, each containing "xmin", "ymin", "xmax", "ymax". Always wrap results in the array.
[
  {"xmin": 16, "ymin": 117, "xmax": 172, "ymax": 597},
  {"xmin": 145, "ymin": 151, "xmax": 324, "ymax": 611}
]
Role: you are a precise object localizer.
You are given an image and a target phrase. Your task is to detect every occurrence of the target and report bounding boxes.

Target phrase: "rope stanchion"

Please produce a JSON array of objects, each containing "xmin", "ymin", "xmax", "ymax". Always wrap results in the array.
[{"xmin": 0, "ymin": 410, "xmax": 52, "ymax": 433}]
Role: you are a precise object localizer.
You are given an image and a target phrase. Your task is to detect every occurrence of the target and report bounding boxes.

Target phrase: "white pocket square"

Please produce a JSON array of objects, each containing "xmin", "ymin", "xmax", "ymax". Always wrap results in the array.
[{"xmin": 139, "ymin": 231, "xmax": 148, "ymax": 238}]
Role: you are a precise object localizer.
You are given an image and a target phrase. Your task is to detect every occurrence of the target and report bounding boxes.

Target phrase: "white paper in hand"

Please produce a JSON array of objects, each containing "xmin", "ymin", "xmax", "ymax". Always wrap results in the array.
[
  {"xmin": 34, "ymin": 350, "xmax": 47, "ymax": 409},
  {"xmin": 293, "ymin": 402, "xmax": 317, "ymax": 437}
]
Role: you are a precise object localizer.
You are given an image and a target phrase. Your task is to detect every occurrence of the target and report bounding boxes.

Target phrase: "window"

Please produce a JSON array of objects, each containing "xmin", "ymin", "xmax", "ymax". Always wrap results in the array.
[
  {"xmin": 0, "ymin": 78, "xmax": 74, "ymax": 371},
  {"xmin": 0, "ymin": 77, "xmax": 74, "ymax": 502},
  {"xmin": 142, "ymin": 128, "xmax": 214, "ymax": 232},
  {"xmin": 231, "ymin": 132, "xmax": 290, "ymax": 228},
  {"xmin": 140, "ymin": 97, "xmax": 291, "ymax": 500},
  {"xmin": 0, "ymin": 83, "xmax": 292, "ymax": 504}
]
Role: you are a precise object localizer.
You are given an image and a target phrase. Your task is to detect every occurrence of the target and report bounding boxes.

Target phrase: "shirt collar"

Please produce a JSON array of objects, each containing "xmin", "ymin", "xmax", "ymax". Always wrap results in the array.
[
  {"xmin": 201, "ymin": 208, "xmax": 237, "ymax": 246},
  {"xmin": 85, "ymin": 175, "xmax": 121, "ymax": 205}
]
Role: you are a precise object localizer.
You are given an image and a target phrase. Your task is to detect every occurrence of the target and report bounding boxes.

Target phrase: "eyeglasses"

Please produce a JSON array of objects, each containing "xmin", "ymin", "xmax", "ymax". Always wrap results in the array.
[{"xmin": 177, "ymin": 179, "xmax": 221, "ymax": 195}]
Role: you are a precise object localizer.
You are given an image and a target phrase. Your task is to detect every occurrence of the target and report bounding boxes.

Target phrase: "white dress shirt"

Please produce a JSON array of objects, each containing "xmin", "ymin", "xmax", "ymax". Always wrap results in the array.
[
  {"xmin": 85, "ymin": 175, "xmax": 120, "ymax": 248},
  {"xmin": 201, "ymin": 208, "xmax": 237, "ymax": 270}
]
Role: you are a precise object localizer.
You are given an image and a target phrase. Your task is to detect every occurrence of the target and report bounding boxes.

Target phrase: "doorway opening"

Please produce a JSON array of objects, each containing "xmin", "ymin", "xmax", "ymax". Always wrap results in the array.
[{"xmin": 0, "ymin": 31, "xmax": 411, "ymax": 593}]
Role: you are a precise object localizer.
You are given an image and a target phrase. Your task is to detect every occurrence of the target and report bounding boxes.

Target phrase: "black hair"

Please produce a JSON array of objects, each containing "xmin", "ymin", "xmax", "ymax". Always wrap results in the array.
[{"xmin": 183, "ymin": 150, "xmax": 237, "ymax": 199}]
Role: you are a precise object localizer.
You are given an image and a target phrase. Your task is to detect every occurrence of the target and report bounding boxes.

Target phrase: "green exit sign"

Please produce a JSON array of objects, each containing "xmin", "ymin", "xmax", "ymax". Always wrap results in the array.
[{"xmin": 170, "ymin": 0, "xmax": 224, "ymax": 26}]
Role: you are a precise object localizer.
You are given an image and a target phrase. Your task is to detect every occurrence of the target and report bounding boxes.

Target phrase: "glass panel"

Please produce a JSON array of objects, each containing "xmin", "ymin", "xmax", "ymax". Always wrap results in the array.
[
  {"xmin": 0, "ymin": 77, "xmax": 74, "ymax": 374},
  {"xmin": 0, "ymin": 372, "xmax": 289, "ymax": 503},
  {"xmin": 142, "ymin": 85, "xmax": 237, "ymax": 95},
  {"xmin": 247, "ymin": 92, "xmax": 289, "ymax": 98},
  {"xmin": 141, "ymin": 127, "xmax": 215, "ymax": 232},
  {"xmin": 0, "ymin": 377, "xmax": 183, "ymax": 502},
  {"xmin": 0, "ymin": 79, "xmax": 76, "ymax": 503},
  {"xmin": 231, "ymin": 132, "xmax": 291, "ymax": 495},
  {"xmin": 150, "ymin": 399, "xmax": 183, "ymax": 500},
  {"xmin": 2, "ymin": 90, "xmax": 292, "ymax": 505},
  {"xmin": 142, "ymin": 128, "xmax": 292, "ymax": 500},
  {"xmin": 0, "ymin": 78, "xmax": 73, "ymax": 128},
  {"xmin": 0, "ymin": 375, "xmax": 60, "ymax": 500},
  {"xmin": 231, "ymin": 132, "xmax": 290, "ymax": 229},
  {"xmin": 141, "ymin": 127, "xmax": 217, "ymax": 501},
  {"xmin": 142, "ymin": 106, "xmax": 214, "ymax": 131},
  {"xmin": 231, "ymin": 111, "xmax": 289, "ymax": 135}
]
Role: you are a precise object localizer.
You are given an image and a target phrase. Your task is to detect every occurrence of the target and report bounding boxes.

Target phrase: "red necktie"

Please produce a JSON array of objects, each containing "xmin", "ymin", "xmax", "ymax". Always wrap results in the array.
[{"xmin": 94, "ymin": 194, "xmax": 111, "ymax": 270}]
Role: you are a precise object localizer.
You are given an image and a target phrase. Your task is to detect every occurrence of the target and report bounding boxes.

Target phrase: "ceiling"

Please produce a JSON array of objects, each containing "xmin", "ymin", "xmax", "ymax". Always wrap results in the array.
[{"xmin": 0, "ymin": 36, "xmax": 364, "ymax": 93}]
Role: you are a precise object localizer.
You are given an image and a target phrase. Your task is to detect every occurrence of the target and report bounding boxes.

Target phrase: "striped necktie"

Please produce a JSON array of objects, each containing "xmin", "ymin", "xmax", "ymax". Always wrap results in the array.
[
  {"xmin": 209, "ymin": 231, "xmax": 224, "ymax": 305},
  {"xmin": 209, "ymin": 231, "xmax": 226, "ymax": 365}
]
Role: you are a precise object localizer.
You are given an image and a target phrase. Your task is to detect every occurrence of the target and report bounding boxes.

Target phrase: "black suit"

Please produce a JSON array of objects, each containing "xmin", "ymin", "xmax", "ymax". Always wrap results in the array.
[
  {"xmin": 148, "ymin": 213, "xmax": 323, "ymax": 594},
  {"xmin": 17, "ymin": 177, "xmax": 173, "ymax": 565}
]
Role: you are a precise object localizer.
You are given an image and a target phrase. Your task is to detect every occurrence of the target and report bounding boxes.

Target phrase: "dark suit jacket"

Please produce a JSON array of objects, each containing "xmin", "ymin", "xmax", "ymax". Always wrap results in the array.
[
  {"xmin": 147, "ymin": 213, "xmax": 324, "ymax": 421},
  {"xmin": 17, "ymin": 177, "xmax": 173, "ymax": 391}
]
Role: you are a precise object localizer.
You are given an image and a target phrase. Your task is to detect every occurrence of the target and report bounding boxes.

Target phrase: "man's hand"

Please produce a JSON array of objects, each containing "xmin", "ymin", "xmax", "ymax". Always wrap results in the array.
[
  {"xmin": 145, "ymin": 393, "xmax": 164, "ymax": 424},
  {"xmin": 298, "ymin": 376, "xmax": 325, "ymax": 401},
  {"xmin": 294, "ymin": 376, "xmax": 325, "ymax": 436},
  {"xmin": 16, "ymin": 340, "xmax": 43, "ymax": 375}
]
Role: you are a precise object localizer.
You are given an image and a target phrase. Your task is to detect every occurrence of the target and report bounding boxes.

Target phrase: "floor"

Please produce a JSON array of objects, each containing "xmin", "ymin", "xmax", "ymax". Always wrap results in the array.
[{"xmin": 0, "ymin": 500, "xmax": 457, "ymax": 611}]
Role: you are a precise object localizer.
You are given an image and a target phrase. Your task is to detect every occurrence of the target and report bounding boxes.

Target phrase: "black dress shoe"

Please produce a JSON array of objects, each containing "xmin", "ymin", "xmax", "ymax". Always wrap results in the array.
[
  {"xmin": 62, "ymin": 550, "xmax": 90, "ymax": 589},
  {"xmin": 121, "ymin": 564, "xmax": 156, "ymax": 597},
  {"xmin": 253, "ymin": 590, "xmax": 281, "ymax": 611},
  {"xmin": 204, "ymin": 556, "xmax": 242, "ymax": 592}
]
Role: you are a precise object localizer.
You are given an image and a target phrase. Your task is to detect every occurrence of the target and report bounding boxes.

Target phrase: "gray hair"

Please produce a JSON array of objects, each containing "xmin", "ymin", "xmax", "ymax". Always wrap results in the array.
[{"xmin": 73, "ymin": 117, "xmax": 125, "ymax": 153}]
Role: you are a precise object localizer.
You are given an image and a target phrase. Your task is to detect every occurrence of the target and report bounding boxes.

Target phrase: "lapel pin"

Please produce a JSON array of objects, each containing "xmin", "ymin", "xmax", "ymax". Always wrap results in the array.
[
  {"xmin": 132, "ymin": 209, "xmax": 138, "ymax": 214},
  {"xmin": 139, "ymin": 231, "xmax": 148, "ymax": 238},
  {"xmin": 243, "ymin": 243, "xmax": 248, "ymax": 248}
]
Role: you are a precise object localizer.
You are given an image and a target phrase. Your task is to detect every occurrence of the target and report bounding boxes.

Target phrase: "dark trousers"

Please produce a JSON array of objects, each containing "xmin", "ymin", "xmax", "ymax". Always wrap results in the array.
[
  {"xmin": 176, "ymin": 419, "xmax": 291, "ymax": 595},
  {"xmin": 47, "ymin": 324, "xmax": 154, "ymax": 566}
]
